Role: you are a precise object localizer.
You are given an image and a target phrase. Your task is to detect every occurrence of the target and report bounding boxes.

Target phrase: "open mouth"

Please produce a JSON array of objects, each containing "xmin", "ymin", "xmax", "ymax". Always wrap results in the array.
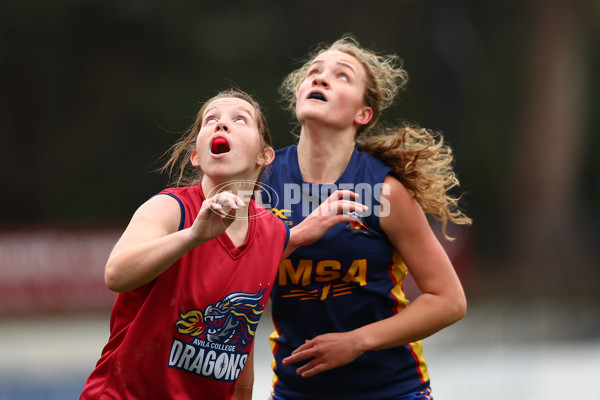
[
  {"xmin": 308, "ymin": 92, "xmax": 326, "ymax": 101},
  {"xmin": 211, "ymin": 137, "xmax": 230, "ymax": 155}
]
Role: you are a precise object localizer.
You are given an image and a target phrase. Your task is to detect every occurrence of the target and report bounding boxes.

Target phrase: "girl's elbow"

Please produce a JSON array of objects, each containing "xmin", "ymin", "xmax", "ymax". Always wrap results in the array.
[
  {"xmin": 104, "ymin": 263, "xmax": 126, "ymax": 293},
  {"xmin": 450, "ymin": 291, "xmax": 467, "ymax": 323}
]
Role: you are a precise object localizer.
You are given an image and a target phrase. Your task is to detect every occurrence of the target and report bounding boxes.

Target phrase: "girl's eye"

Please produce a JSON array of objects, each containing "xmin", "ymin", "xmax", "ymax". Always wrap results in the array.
[
  {"xmin": 337, "ymin": 74, "xmax": 349, "ymax": 82},
  {"xmin": 308, "ymin": 69, "xmax": 319, "ymax": 77},
  {"xmin": 234, "ymin": 117, "xmax": 247, "ymax": 124},
  {"xmin": 204, "ymin": 116, "xmax": 217, "ymax": 125}
]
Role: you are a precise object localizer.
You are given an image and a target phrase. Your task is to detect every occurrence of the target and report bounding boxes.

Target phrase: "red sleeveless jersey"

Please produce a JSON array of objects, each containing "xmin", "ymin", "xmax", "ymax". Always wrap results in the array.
[{"xmin": 81, "ymin": 184, "xmax": 288, "ymax": 400}]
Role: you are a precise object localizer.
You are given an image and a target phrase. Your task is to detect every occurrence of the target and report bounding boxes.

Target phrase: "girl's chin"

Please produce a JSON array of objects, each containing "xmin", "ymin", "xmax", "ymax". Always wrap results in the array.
[{"xmin": 297, "ymin": 107, "xmax": 328, "ymax": 120}]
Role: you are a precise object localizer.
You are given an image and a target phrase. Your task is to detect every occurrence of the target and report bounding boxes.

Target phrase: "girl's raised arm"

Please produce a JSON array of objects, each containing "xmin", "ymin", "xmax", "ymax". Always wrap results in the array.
[
  {"xmin": 105, "ymin": 191, "xmax": 243, "ymax": 292},
  {"xmin": 104, "ymin": 194, "xmax": 194, "ymax": 292}
]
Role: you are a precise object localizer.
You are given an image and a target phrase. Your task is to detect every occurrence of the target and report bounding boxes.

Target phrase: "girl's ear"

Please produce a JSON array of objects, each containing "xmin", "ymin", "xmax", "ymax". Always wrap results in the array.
[
  {"xmin": 257, "ymin": 146, "xmax": 275, "ymax": 167},
  {"xmin": 354, "ymin": 106, "xmax": 373, "ymax": 126},
  {"xmin": 190, "ymin": 150, "xmax": 201, "ymax": 167}
]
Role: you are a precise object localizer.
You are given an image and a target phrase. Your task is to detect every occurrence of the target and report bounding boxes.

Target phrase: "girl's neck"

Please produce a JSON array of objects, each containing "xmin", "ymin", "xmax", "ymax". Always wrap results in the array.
[{"xmin": 297, "ymin": 125, "xmax": 356, "ymax": 184}]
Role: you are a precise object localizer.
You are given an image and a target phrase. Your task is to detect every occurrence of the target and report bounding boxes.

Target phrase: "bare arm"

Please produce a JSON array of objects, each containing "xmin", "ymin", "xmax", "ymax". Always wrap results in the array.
[
  {"xmin": 105, "ymin": 191, "xmax": 243, "ymax": 292},
  {"xmin": 350, "ymin": 175, "xmax": 466, "ymax": 348},
  {"xmin": 283, "ymin": 175, "xmax": 466, "ymax": 377},
  {"xmin": 233, "ymin": 346, "xmax": 254, "ymax": 400}
]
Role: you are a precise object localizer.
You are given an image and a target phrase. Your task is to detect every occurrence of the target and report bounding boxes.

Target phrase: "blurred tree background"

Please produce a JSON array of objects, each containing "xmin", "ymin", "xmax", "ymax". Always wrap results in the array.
[{"xmin": 1, "ymin": 0, "xmax": 598, "ymax": 299}]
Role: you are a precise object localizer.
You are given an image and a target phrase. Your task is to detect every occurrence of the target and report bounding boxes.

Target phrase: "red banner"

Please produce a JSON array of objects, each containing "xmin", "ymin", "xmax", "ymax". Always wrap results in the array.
[{"xmin": 0, "ymin": 227, "xmax": 120, "ymax": 313}]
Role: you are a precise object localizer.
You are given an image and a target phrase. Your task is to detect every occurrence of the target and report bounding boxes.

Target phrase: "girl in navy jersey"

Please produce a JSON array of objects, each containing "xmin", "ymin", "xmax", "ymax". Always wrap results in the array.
[
  {"xmin": 80, "ymin": 89, "xmax": 364, "ymax": 400},
  {"xmin": 261, "ymin": 36, "xmax": 472, "ymax": 399}
]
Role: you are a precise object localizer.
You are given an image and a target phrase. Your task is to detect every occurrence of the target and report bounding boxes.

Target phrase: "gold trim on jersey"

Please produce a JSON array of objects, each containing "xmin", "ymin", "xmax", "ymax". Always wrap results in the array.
[{"xmin": 388, "ymin": 250, "xmax": 430, "ymax": 383}]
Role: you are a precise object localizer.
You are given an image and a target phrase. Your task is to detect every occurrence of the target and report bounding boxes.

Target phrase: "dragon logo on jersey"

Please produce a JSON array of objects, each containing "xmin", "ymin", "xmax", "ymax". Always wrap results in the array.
[
  {"xmin": 168, "ymin": 288, "xmax": 267, "ymax": 381},
  {"xmin": 175, "ymin": 287, "xmax": 266, "ymax": 351}
]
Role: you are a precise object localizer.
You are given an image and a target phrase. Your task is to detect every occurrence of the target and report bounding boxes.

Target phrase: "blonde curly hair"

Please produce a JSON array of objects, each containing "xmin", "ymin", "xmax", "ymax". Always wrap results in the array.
[{"xmin": 280, "ymin": 34, "xmax": 472, "ymax": 239}]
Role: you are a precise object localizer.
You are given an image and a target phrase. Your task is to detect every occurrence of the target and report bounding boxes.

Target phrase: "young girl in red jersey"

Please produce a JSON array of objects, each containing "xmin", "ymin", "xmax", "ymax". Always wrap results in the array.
[{"xmin": 80, "ymin": 89, "xmax": 364, "ymax": 400}]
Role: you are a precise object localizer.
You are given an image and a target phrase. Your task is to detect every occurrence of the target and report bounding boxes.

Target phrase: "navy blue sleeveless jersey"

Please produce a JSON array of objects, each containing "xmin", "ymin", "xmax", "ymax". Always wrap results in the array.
[{"xmin": 260, "ymin": 146, "xmax": 430, "ymax": 400}]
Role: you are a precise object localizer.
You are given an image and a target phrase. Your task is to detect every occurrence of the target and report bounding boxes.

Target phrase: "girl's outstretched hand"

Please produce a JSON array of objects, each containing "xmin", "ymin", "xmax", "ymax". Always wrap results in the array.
[
  {"xmin": 191, "ymin": 191, "xmax": 245, "ymax": 243},
  {"xmin": 291, "ymin": 190, "xmax": 368, "ymax": 247}
]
